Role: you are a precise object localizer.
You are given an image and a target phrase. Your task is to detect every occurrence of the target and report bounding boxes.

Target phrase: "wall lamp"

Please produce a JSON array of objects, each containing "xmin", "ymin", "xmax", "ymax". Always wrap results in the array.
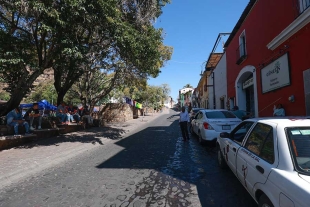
[{"xmin": 288, "ymin": 95, "xmax": 295, "ymax": 102}]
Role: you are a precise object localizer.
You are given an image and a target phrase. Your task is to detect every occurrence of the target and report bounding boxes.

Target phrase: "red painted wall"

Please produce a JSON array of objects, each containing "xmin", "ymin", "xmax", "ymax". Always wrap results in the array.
[{"xmin": 226, "ymin": 0, "xmax": 310, "ymax": 117}]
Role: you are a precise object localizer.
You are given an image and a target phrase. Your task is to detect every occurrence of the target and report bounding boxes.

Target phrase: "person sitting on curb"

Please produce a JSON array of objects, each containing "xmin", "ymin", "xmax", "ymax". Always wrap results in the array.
[
  {"xmin": 273, "ymin": 104, "xmax": 285, "ymax": 116},
  {"xmin": 6, "ymin": 107, "xmax": 31, "ymax": 136},
  {"xmin": 81, "ymin": 105, "xmax": 93, "ymax": 126},
  {"xmin": 24, "ymin": 102, "xmax": 42, "ymax": 130},
  {"xmin": 56, "ymin": 101, "xmax": 68, "ymax": 124},
  {"xmin": 66, "ymin": 103, "xmax": 76, "ymax": 124}
]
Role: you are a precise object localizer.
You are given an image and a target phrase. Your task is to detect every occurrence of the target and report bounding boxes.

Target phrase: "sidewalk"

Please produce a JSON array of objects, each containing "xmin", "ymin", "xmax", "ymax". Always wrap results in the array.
[{"xmin": 0, "ymin": 109, "xmax": 170, "ymax": 190}]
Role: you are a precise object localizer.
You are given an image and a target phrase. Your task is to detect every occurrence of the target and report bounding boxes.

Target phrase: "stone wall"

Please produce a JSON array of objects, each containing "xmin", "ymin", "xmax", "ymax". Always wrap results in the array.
[{"xmin": 98, "ymin": 103, "xmax": 142, "ymax": 123}]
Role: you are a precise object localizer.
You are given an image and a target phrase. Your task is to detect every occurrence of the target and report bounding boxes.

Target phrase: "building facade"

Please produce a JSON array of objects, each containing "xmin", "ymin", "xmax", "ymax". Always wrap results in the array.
[
  {"xmin": 225, "ymin": 0, "xmax": 310, "ymax": 117},
  {"xmin": 207, "ymin": 53, "xmax": 228, "ymax": 110},
  {"xmin": 178, "ymin": 88, "xmax": 194, "ymax": 108}
]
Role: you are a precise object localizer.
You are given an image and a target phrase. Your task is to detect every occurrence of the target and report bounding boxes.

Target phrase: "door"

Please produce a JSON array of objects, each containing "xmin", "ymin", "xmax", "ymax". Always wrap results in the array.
[
  {"xmin": 246, "ymin": 85, "xmax": 255, "ymax": 117},
  {"xmin": 193, "ymin": 112, "xmax": 203, "ymax": 134},
  {"xmin": 224, "ymin": 121, "xmax": 255, "ymax": 175},
  {"xmin": 237, "ymin": 123, "xmax": 276, "ymax": 195}
]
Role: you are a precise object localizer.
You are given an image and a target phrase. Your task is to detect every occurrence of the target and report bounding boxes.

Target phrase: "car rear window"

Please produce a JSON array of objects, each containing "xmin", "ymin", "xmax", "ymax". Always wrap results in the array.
[
  {"xmin": 287, "ymin": 127, "xmax": 310, "ymax": 175},
  {"xmin": 205, "ymin": 111, "xmax": 237, "ymax": 119}
]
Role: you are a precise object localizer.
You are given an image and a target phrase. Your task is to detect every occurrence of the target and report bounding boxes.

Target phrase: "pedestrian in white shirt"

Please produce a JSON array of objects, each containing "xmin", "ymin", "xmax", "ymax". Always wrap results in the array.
[{"xmin": 179, "ymin": 106, "xmax": 190, "ymax": 141}]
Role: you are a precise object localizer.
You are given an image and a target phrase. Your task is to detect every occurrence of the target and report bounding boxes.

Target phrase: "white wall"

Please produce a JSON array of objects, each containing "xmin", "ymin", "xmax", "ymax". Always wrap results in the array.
[{"xmin": 208, "ymin": 53, "xmax": 227, "ymax": 109}]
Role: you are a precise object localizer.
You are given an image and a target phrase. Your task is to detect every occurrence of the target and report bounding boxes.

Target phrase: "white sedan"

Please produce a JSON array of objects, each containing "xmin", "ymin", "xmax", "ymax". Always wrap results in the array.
[
  {"xmin": 217, "ymin": 118, "xmax": 310, "ymax": 207},
  {"xmin": 190, "ymin": 109, "xmax": 241, "ymax": 143}
]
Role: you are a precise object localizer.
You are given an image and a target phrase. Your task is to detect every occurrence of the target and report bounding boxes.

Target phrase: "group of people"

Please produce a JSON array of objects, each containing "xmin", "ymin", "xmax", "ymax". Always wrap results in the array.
[
  {"xmin": 6, "ymin": 103, "xmax": 43, "ymax": 136},
  {"xmin": 55, "ymin": 101, "xmax": 93, "ymax": 125},
  {"xmin": 6, "ymin": 101, "xmax": 94, "ymax": 136}
]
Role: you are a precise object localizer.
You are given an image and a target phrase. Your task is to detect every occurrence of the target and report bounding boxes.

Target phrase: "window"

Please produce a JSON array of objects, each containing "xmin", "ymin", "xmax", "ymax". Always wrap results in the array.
[
  {"xmin": 195, "ymin": 112, "xmax": 203, "ymax": 120},
  {"xmin": 299, "ymin": 0, "xmax": 310, "ymax": 13},
  {"xmin": 205, "ymin": 111, "xmax": 236, "ymax": 119},
  {"xmin": 231, "ymin": 121, "xmax": 255, "ymax": 145},
  {"xmin": 239, "ymin": 30, "xmax": 247, "ymax": 57},
  {"xmin": 287, "ymin": 127, "xmax": 310, "ymax": 174},
  {"xmin": 220, "ymin": 97, "xmax": 225, "ymax": 109},
  {"xmin": 244, "ymin": 123, "xmax": 275, "ymax": 163}
]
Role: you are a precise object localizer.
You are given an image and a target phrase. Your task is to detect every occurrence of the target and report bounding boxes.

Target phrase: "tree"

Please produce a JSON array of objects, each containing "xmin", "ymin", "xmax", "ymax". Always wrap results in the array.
[
  {"xmin": 0, "ymin": 0, "xmax": 116, "ymax": 115},
  {"xmin": 23, "ymin": 81, "xmax": 57, "ymax": 104},
  {"xmin": 0, "ymin": 0, "xmax": 172, "ymax": 116},
  {"xmin": 183, "ymin": 84, "xmax": 193, "ymax": 88},
  {"xmin": 51, "ymin": 0, "xmax": 173, "ymax": 105}
]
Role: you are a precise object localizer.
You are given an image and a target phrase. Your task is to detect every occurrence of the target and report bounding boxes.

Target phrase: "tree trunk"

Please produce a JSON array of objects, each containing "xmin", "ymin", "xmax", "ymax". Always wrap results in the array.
[
  {"xmin": 56, "ymin": 90, "xmax": 66, "ymax": 106},
  {"xmin": 0, "ymin": 89, "xmax": 29, "ymax": 116},
  {"xmin": 0, "ymin": 70, "xmax": 44, "ymax": 116}
]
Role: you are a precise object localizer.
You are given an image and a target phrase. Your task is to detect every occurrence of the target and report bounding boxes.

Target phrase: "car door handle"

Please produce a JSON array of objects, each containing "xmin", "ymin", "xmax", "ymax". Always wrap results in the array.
[
  {"xmin": 233, "ymin": 147, "xmax": 236, "ymax": 152},
  {"xmin": 256, "ymin": 165, "xmax": 264, "ymax": 174}
]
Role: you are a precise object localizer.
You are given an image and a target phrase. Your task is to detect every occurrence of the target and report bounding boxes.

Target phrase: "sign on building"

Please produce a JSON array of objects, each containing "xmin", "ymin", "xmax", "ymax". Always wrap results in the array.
[{"xmin": 261, "ymin": 53, "xmax": 291, "ymax": 93}]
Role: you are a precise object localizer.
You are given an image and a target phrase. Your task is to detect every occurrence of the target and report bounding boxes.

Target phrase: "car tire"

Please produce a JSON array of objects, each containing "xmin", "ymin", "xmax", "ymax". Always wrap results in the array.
[
  {"xmin": 258, "ymin": 194, "xmax": 274, "ymax": 207},
  {"xmin": 217, "ymin": 146, "xmax": 227, "ymax": 169}
]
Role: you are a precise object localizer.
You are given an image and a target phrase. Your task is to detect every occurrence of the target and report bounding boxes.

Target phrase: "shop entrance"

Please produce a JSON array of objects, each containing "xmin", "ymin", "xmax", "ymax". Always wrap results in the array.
[{"xmin": 245, "ymin": 85, "xmax": 255, "ymax": 116}]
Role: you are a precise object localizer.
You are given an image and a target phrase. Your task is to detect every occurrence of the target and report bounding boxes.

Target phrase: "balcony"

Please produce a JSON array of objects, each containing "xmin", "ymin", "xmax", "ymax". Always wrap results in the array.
[
  {"xmin": 236, "ymin": 43, "xmax": 247, "ymax": 65},
  {"xmin": 204, "ymin": 84, "xmax": 208, "ymax": 92}
]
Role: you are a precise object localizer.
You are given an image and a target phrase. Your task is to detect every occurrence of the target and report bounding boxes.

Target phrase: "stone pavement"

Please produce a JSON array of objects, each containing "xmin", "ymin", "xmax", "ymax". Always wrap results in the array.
[{"xmin": 0, "ymin": 109, "xmax": 170, "ymax": 190}]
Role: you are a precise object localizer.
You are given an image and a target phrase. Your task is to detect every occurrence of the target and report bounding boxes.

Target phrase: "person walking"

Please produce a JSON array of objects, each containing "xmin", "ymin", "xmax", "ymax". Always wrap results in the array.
[{"xmin": 179, "ymin": 106, "xmax": 190, "ymax": 141}]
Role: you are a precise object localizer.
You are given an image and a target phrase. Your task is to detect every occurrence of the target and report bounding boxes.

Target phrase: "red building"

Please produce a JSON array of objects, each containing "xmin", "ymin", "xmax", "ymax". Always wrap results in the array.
[{"xmin": 225, "ymin": 0, "xmax": 310, "ymax": 117}]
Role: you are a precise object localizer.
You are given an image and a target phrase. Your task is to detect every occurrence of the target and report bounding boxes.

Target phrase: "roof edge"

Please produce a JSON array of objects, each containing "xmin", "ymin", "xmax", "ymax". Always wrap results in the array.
[{"xmin": 224, "ymin": 0, "xmax": 257, "ymax": 48}]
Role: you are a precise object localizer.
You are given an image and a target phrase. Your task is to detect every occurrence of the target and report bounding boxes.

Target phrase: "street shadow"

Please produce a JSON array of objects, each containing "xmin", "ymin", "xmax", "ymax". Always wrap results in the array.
[
  {"xmin": 95, "ymin": 117, "xmax": 257, "ymax": 207},
  {"xmin": 14, "ymin": 126, "xmax": 127, "ymax": 149}
]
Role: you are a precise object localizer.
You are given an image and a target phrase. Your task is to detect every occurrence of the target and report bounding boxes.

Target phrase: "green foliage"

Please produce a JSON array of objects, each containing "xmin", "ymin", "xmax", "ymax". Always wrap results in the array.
[
  {"xmin": 0, "ymin": 0, "xmax": 173, "ymax": 115},
  {"xmin": 122, "ymin": 83, "xmax": 170, "ymax": 108},
  {"xmin": 0, "ymin": 91, "xmax": 10, "ymax": 101},
  {"xmin": 23, "ymin": 82, "xmax": 57, "ymax": 104},
  {"xmin": 183, "ymin": 84, "xmax": 193, "ymax": 88}
]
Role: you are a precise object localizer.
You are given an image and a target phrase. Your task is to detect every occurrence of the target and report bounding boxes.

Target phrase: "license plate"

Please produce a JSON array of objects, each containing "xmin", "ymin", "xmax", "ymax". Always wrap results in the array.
[{"xmin": 222, "ymin": 125, "xmax": 231, "ymax": 130}]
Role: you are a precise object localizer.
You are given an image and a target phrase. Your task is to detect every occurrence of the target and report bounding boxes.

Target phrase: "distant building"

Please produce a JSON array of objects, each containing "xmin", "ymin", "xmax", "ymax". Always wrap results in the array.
[{"xmin": 178, "ymin": 88, "xmax": 194, "ymax": 107}]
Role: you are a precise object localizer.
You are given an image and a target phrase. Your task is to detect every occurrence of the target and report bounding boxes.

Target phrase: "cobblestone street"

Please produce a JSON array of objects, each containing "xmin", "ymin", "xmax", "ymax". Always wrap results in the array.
[{"xmin": 0, "ymin": 109, "xmax": 257, "ymax": 207}]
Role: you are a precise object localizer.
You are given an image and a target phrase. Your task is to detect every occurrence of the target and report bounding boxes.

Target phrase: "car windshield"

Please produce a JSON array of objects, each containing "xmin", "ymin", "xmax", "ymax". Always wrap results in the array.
[
  {"xmin": 192, "ymin": 109, "xmax": 202, "ymax": 113},
  {"xmin": 205, "ymin": 111, "xmax": 237, "ymax": 119},
  {"xmin": 286, "ymin": 127, "xmax": 310, "ymax": 175}
]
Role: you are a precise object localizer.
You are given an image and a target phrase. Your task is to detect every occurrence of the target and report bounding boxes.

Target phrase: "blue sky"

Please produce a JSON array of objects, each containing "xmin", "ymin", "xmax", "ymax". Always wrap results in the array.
[{"xmin": 148, "ymin": 0, "xmax": 249, "ymax": 101}]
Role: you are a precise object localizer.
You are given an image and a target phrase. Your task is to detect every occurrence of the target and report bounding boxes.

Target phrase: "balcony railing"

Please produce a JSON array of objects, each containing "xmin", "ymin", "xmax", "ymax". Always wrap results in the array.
[{"xmin": 236, "ymin": 43, "xmax": 247, "ymax": 65}]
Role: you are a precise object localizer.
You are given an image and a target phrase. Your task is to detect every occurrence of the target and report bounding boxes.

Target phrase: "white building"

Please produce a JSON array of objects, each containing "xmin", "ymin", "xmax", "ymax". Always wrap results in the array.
[{"xmin": 207, "ymin": 53, "xmax": 228, "ymax": 109}]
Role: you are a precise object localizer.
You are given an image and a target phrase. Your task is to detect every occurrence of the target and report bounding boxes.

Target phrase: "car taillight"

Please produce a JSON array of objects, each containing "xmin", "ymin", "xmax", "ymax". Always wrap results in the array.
[{"xmin": 203, "ymin": 122, "xmax": 214, "ymax": 130}]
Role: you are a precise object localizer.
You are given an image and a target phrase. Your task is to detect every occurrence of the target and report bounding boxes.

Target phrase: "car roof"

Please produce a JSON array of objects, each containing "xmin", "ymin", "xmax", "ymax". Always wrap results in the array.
[
  {"xmin": 199, "ymin": 109, "xmax": 230, "ymax": 112},
  {"xmin": 245, "ymin": 117, "xmax": 310, "ymax": 127}
]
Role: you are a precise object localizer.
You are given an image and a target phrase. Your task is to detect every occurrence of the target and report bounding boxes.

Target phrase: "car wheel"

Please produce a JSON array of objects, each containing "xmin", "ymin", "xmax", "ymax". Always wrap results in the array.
[
  {"xmin": 258, "ymin": 194, "xmax": 274, "ymax": 207},
  {"xmin": 217, "ymin": 146, "xmax": 227, "ymax": 169}
]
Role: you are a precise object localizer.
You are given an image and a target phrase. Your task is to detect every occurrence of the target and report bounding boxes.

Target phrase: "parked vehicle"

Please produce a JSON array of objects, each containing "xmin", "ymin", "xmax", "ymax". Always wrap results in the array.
[
  {"xmin": 190, "ymin": 109, "xmax": 241, "ymax": 143},
  {"xmin": 189, "ymin": 107, "xmax": 204, "ymax": 121},
  {"xmin": 217, "ymin": 118, "xmax": 310, "ymax": 207}
]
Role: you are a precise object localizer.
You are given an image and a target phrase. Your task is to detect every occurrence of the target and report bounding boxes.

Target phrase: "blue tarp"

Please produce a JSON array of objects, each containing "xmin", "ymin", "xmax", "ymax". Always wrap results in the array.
[{"xmin": 20, "ymin": 99, "xmax": 57, "ymax": 110}]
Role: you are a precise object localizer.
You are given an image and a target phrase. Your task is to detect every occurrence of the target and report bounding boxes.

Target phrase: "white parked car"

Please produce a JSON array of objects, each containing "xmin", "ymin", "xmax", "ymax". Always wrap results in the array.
[
  {"xmin": 217, "ymin": 118, "xmax": 310, "ymax": 207},
  {"xmin": 190, "ymin": 109, "xmax": 241, "ymax": 143}
]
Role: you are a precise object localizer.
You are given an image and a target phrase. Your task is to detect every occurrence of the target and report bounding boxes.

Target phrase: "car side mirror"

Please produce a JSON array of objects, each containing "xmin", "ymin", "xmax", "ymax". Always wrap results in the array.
[{"xmin": 220, "ymin": 132, "xmax": 230, "ymax": 138}]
